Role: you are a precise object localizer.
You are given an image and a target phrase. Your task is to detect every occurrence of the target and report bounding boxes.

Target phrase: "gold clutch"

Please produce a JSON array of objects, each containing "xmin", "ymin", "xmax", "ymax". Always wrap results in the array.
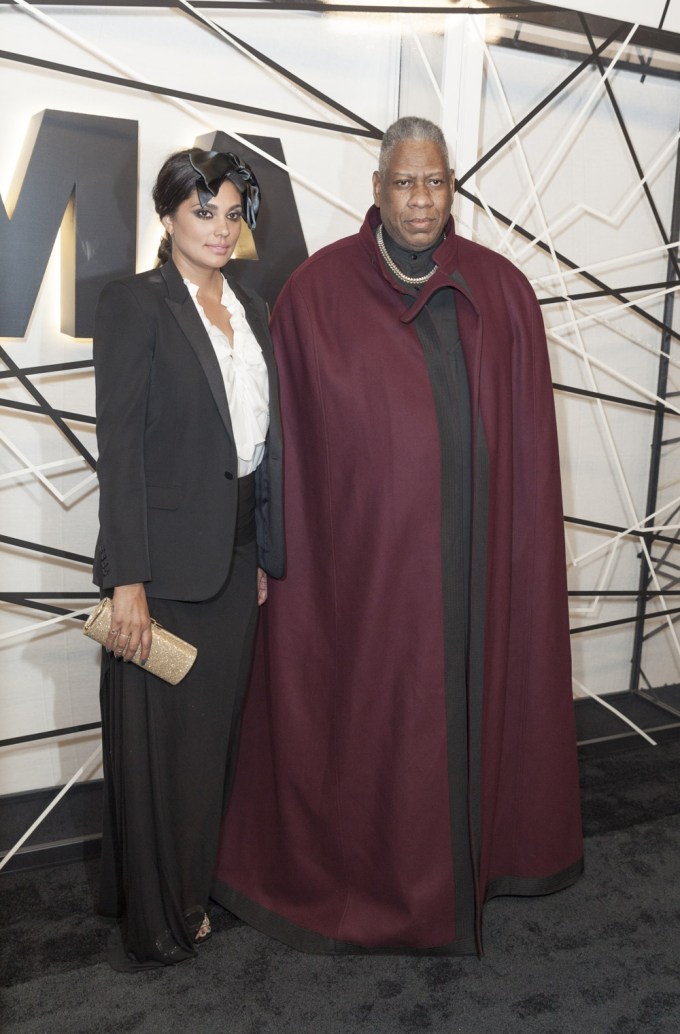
[{"xmin": 83, "ymin": 597, "xmax": 197, "ymax": 685}]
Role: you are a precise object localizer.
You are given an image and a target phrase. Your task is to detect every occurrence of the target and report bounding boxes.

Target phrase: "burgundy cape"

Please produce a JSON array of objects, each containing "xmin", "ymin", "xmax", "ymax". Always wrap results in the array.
[{"xmin": 213, "ymin": 207, "xmax": 583, "ymax": 955}]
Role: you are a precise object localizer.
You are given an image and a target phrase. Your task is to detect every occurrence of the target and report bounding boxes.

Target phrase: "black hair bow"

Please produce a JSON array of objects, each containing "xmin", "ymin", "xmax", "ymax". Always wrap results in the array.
[{"xmin": 189, "ymin": 150, "xmax": 261, "ymax": 229}]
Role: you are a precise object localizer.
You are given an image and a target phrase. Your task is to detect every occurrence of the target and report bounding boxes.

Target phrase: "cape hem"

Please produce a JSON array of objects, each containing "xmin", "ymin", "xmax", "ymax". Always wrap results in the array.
[
  {"xmin": 484, "ymin": 857, "xmax": 585, "ymax": 902},
  {"xmin": 211, "ymin": 881, "xmax": 479, "ymax": 957}
]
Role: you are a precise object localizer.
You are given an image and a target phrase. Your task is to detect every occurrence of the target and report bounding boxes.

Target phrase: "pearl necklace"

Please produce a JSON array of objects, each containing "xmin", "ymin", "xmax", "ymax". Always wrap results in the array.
[{"xmin": 375, "ymin": 224, "xmax": 439, "ymax": 285}]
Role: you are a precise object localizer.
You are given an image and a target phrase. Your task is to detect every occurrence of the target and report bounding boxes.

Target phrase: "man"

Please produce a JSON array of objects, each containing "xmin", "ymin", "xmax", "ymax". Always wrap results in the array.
[{"xmin": 213, "ymin": 117, "xmax": 583, "ymax": 956}]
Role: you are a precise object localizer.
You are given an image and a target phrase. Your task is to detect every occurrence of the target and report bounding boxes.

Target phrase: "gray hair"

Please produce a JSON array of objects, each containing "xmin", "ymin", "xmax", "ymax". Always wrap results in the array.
[{"xmin": 378, "ymin": 117, "xmax": 451, "ymax": 177}]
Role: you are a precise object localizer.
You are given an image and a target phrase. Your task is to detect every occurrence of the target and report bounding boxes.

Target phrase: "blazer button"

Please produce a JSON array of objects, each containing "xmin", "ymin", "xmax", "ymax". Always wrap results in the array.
[{"xmin": 224, "ymin": 471, "xmax": 234, "ymax": 480}]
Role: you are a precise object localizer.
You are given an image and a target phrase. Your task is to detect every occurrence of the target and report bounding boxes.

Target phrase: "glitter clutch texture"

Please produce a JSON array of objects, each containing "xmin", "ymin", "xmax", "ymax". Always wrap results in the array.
[{"xmin": 83, "ymin": 597, "xmax": 197, "ymax": 685}]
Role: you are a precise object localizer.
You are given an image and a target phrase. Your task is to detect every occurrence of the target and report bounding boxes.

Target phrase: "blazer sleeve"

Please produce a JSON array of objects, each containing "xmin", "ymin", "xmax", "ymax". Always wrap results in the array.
[{"xmin": 93, "ymin": 280, "xmax": 155, "ymax": 588}]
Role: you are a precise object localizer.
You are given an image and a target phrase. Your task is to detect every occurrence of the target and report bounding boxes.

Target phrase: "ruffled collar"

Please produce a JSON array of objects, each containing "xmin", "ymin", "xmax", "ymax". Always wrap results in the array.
[{"xmin": 183, "ymin": 276, "xmax": 262, "ymax": 364}]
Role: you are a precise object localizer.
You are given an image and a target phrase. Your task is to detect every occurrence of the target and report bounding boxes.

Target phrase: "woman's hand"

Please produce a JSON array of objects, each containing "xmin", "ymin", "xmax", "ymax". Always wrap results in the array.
[
  {"xmin": 106, "ymin": 583, "xmax": 153, "ymax": 662},
  {"xmin": 257, "ymin": 568, "xmax": 268, "ymax": 606}
]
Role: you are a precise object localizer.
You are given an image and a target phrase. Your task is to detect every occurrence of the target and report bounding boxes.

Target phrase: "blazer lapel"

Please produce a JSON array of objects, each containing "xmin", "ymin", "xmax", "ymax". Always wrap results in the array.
[{"xmin": 160, "ymin": 259, "xmax": 235, "ymax": 439}]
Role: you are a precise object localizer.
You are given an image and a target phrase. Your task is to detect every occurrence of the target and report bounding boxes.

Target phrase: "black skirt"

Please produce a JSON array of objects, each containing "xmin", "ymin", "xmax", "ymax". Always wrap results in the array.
[{"xmin": 99, "ymin": 474, "xmax": 258, "ymax": 971}]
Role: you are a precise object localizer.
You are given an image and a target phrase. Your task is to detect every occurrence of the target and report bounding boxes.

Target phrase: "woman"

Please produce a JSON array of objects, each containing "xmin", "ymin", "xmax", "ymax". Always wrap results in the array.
[{"xmin": 92, "ymin": 148, "xmax": 284, "ymax": 970}]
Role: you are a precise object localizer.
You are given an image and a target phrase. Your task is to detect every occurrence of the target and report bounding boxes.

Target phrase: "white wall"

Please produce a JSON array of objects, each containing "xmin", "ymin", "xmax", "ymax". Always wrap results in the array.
[
  {"xmin": 1, "ymin": 2, "xmax": 679, "ymax": 798},
  {"xmin": 472, "ymin": 36, "xmax": 680, "ymax": 699}
]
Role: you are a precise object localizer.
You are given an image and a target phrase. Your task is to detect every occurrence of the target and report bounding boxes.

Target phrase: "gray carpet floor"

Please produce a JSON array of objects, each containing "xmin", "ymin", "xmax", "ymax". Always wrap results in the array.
[{"xmin": 2, "ymin": 742, "xmax": 680, "ymax": 1034}]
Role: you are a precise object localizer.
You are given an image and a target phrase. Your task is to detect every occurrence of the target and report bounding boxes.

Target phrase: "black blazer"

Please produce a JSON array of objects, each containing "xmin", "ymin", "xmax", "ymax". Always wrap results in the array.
[{"xmin": 92, "ymin": 257, "xmax": 284, "ymax": 600}]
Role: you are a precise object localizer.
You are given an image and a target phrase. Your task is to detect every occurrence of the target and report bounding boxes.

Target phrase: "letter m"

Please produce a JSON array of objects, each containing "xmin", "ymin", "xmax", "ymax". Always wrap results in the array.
[{"xmin": 0, "ymin": 110, "xmax": 137, "ymax": 338}]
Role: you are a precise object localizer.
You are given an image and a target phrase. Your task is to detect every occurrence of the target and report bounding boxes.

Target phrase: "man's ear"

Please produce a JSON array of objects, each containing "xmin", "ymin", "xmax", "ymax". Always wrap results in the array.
[{"xmin": 372, "ymin": 170, "xmax": 382, "ymax": 207}]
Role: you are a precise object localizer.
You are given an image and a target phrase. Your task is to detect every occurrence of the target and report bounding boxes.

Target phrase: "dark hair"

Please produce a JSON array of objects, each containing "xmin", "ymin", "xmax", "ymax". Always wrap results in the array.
[
  {"xmin": 151, "ymin": 147, "xmax": 260, "ymax": 265},
  {"xmin": 152, "ymin": 150, "xmax": 202, "ymax": 265}
]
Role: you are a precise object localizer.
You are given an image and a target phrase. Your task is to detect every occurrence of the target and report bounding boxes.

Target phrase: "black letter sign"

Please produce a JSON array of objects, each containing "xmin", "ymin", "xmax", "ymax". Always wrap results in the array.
[
  {"xmin": 196, "ymin": 131, "xmax": 308, "ymax": 307},
  {"xmin": 0, "ymin": 110, "xmax": 137, "ymax": 339}
]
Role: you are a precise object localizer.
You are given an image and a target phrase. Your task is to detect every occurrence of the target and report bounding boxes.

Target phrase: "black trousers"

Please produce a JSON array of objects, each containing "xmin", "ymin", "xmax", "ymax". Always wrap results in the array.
[{"xmin": 99, "ymin": 473, "xmax": 258, "ymax": 971}]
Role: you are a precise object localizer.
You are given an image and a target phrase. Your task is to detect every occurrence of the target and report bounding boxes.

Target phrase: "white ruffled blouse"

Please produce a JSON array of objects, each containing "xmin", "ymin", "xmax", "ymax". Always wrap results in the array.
[{"xmin": 185, "ymin": 277, "xmax": 269, "ymax": 477}]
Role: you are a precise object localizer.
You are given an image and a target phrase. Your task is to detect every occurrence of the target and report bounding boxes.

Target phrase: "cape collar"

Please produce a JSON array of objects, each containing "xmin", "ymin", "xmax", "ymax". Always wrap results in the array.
[
  {"xmin": 380, "ymin": 225, "xmax": 441, "ymax": 277},
  {"xmin": 360, "ymin": 204, "xmax": 459, "ymax": 275},
  {"xmin": 360, "ymin": 205, "xmax": 474, "ymax": 322}
]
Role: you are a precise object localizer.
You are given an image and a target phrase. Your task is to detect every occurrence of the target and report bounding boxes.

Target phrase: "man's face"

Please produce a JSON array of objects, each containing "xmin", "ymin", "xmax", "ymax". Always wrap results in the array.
[{"xmin": 372, "ymin": 139, "xmax": 454, "ymax": 252}]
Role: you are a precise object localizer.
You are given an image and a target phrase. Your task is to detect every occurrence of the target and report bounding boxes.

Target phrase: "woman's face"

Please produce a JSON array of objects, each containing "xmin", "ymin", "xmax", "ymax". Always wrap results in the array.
[{"xmin": 162, "ymin": 178, "xmax": 243, "ymax": 276}]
